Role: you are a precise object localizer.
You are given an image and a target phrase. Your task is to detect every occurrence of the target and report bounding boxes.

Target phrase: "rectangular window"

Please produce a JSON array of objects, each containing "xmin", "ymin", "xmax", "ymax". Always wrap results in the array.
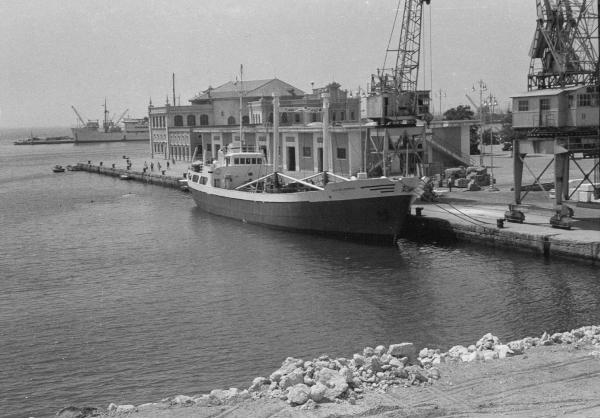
[
  {"xmin": 578, "ymin": 94, "xmax": 592, "ymax": 107},
  {"xmin": 303, "ymin": 147, "xmax": 312, "ymax": 157},
  {"xmin": 540, "ymin": 99, "xmax": 550, "ymax": 111},
  {"xmin": 518, "ymin": 100, "xmax": 529, "ymax": 111},
  {"xmin": 568, "ymin": 94, "xmax": 574, "ymax": 108},
  {"xmin": 200, "ymin": 177, "xmax": 207, "ymax": 185},
  {"xmin": 294, "ymin": 113, "xmax": 301, "ymax": 123},
  {"xmin": 336, "ymin": 148, "xmax": 347, "ymax": 160},
  {"xmin": 206, "ymin": 143, "xmax": 212, "ymax": 152}
]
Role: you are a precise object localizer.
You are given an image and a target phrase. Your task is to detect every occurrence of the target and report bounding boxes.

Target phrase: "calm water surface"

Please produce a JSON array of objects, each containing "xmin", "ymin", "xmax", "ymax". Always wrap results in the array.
[{"xmin": 1, "ymin": 127, "xmax": 599, "ymax": 418}]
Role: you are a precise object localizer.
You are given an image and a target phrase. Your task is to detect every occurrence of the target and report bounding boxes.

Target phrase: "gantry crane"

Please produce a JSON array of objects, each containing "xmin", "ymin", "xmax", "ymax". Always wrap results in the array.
[
  {"xmin": 366, "ymin": 0, "xmax": 432, "ymax": 126},
  {"xmin": 507, "ymin": 0, "xmax": 599, "ymax": 228}
]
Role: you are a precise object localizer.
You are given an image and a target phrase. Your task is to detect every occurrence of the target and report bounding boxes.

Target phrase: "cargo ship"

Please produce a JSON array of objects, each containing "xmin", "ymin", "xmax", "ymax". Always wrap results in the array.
[
  {"xmin": 70, "ymin": 101, "xmax": 149, "ymax": 143},
  {"xmin": 185, "ymin": 94, "xmax": 422, "ymax": 241}
]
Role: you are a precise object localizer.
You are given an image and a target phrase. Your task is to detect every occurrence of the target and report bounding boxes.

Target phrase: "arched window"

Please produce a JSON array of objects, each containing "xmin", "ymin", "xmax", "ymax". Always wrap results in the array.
[
  {"xmin": 187, "ymin": 115, "xmax": 196, "ymax": 126},
  {"xmin": 331, "ymin": 111, "xmax": 337, "ymax": 121},
  {"xmin": 311, "ymin": 113, "xmax": 317, "ymax": 123},
  {"xmin": 242, "ymin": 115, "xmax": 249, "ymax": 125},
  {"xmin": 200, "ymin": 114, "xmax": 209, "ymax": 125},
  {"xmin": 340, "ymin": 111, "xmax": 345, "ymax": 121},
  {"xmin": 174, "ymin": 115, "xmax": 183, "ymax": 126},
  {"xmin": 351, "ymin": 109, "xmax": 356, "ymax": 120},
  {"xmin": 294, "ymin": 113, "xmax": 301, "ymax": 123},
  {"xmin": 282, "ymin": 113, "xmax": 288, "ymax": 123},
  {"xmin": 227, "ymin": 116, "xmax": 236, "ymax": 125}
]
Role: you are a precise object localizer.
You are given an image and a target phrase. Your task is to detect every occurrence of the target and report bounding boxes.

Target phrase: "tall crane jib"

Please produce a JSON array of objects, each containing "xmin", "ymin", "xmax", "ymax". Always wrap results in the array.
[
  {"xmin": 366, "ymin": 0, "xmax": 433, "ymax": 125},
  {"xmin": 528, "ymin": 0, "xmax": 599, "ymax": 90}
]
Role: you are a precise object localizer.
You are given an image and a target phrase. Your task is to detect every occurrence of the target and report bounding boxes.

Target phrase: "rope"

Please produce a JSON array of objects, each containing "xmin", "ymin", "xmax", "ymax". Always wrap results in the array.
[{"xmin": 383, "ymin": 0, "xmax": 403, "ymax": 72}]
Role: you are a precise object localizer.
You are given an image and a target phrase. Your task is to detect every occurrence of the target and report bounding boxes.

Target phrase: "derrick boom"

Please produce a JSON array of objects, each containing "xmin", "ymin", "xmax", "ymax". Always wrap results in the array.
[{"xmin": 367, "ymin": 0, "xmax": 431, "ymax": 125}]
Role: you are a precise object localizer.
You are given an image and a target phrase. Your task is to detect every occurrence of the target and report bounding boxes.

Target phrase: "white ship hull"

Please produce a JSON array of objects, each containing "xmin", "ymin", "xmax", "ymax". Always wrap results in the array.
[{"xmin": 71, "ymin": 128, "xmax": 149, "ymax": 142}]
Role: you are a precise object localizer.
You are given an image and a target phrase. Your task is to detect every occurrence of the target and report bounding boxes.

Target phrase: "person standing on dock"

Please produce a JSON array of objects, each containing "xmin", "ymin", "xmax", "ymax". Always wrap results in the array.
[
  {"xmin": 447, "ymin": 177, "xmax": 453, "ymax": 192},
  {"xmin": 157, "ymin": 162, "xmax": 161, "ymax": 171},
  {"xmin": 166, "ymin": 161, "xmax": 170, "ymax": 170},
  {"xmin": 150, "ymin": 162, "xmax": 154, "ymax": 171},
  {"xmin": 172, "ymin": 157, "xmax": 176, "ymax": 166},
  {"xmin": 144, "ymin": 161, "xmax": 148, "ymax": 170}
]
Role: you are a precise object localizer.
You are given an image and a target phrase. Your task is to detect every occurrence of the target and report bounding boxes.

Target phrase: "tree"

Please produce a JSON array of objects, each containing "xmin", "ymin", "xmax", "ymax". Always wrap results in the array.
[
  {"xmin": 498, "ymin": 111, "xmax": 527, "ymax": 143},
  {"xmin": 482, "ymin": 128, "xmax": 500, "ymax": 145},
  {"xmin": 443, "ymin": 105, "xmax": 475, "ymax": 121}
]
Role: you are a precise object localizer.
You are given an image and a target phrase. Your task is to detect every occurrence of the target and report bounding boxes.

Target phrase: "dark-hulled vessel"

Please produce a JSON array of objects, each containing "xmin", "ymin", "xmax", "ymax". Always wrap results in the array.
[{"xmin": 185, "ymin": 93, "xmax": 421, "ymax": 240}]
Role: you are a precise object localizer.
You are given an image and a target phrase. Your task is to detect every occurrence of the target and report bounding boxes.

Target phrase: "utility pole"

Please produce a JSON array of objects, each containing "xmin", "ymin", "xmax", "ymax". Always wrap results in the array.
[{"xmin": 473, "ymin": 80, "xmax": 487, "ymax": 166}]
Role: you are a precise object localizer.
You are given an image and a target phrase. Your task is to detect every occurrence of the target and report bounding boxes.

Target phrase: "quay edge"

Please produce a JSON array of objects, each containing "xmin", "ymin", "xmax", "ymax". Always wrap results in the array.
[
  {"xmin": 76, "ymin": 162, "xmax": 598, "ymax": 263},
  {"xmin": 401, "ymin": 211, "xmax": 600, "ymax": 264},
  {"xmin": 79, "ymin": 163, "xmax": 185, "ymax": 189}
]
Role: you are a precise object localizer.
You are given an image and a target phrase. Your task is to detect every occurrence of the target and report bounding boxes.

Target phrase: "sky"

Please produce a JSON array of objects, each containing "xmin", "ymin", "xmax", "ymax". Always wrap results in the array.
[{"xmin": 0, "ymin": 0, "xmax": 540, "ymax": 129}]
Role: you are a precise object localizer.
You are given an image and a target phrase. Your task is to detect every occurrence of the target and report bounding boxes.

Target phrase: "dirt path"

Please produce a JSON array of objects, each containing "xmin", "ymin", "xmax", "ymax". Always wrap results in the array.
[{"xmin": 86, "ymin": 343, "xmax": 600, "ymax": 418}]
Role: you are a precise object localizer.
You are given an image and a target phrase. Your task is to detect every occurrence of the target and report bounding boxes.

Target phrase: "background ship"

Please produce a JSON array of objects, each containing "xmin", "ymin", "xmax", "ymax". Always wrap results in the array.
[{"xmin": 70, "ymin": 100, "xmax": 149, "ymax": 142}]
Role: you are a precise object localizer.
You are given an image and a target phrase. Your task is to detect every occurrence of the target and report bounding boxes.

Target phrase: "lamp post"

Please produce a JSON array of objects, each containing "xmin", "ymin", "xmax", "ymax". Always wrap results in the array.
[
  {"xmin": 472, "ymin": 80, "xmax": 487, "ymax": 166},
  {"xmin": 434, "ymin": 89, "xmax": 446, "ymax": 119},
  {"xmin": 349, "ymin": 88, "xmax": 368, "ymax": 174},
  {"xmin": 484, "ymin": 94, "xmax": 499, "ymax": 191}
]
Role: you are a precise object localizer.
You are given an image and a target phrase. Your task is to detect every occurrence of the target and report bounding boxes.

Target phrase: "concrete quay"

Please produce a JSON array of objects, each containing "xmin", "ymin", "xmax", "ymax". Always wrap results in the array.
[
  {"xmin": 75, "ymin": 146, "xmax": 599, "ymax": 262},
  {"xmin": 402, "ymin": 145, "xmax": 599, "ymax": 263},
  {"xmin": 78, "ymin": 161, "xmax": 185, "ymax": 190}
]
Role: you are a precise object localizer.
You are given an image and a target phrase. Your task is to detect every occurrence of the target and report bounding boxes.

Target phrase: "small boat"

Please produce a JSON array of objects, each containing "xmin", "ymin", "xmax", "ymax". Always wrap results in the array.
[
  {"xmin": 66, "ymin": 164, "xmax": 83, "ymax": 171},
  {"xmin": 179, "ymin": 179, "xmax": 189, "ymax": 192},
  {"xmin": 120, "ymin": 173, "xmax": 133, "ymax": 180},
  {"xmin": 52, "ymin": 165, "xmax": 65, "ymax": 173}
]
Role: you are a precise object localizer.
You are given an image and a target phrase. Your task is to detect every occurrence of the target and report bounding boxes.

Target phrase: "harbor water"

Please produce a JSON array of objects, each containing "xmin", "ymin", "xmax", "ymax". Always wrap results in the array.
[{"xmin": 1, "ymin": 127, "xmax": 599, "ymax": 418}]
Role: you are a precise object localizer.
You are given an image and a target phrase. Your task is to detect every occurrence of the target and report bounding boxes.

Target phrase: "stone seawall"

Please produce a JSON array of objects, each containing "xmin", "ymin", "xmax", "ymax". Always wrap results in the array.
[
  {"xmin": 402, "ymin": 214, "xmax": 600, "ymax": 263},
  {"xmin": 80, "ymin": 163, "xmax": 184, "ymax": 190}
]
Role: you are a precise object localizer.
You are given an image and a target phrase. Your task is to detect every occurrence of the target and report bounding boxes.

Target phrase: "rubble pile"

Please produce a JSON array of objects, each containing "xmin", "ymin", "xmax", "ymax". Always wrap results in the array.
[{"xmin": 61, "ymin": 325, "xmax": 600, "ymax": 416}]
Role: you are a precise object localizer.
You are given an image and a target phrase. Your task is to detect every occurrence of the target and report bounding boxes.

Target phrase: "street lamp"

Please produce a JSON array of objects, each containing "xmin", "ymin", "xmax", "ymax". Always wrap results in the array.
[
  {"xmin": 349, "ymin": 87, "xmax": 368, "ymax": 173},
  {"xmin": 434, "ymin": 89, "xmax": 446, "ymax": 119},
  {"xmin": 472, "ymin": 80, "xmax": 487, "ymax": 166},
  {"xmin": 484, "ymin": 94, "xmax": 499, "ymax": 191}
]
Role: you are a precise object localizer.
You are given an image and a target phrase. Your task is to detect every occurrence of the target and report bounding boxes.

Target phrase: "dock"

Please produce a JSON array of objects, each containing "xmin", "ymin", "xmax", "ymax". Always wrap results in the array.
[{"xmin": 74, "ymin": 147, "xmax": 599, "ymax": 263}]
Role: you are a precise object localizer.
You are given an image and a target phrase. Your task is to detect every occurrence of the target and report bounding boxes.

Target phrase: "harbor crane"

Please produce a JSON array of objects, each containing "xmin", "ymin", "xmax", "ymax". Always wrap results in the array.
[{"xmin": 366, "ymin": 0, "xmax": 433, "ymax": 126}]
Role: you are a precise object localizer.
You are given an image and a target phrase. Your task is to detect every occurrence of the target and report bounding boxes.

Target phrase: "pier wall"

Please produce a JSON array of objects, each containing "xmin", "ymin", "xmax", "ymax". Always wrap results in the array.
[
  {"xmin": 80, "ymin": 164, "xmax": 184, "ymax": 189},
  {"xmin": 402, "ymin": 215, "xmax": 600, "ymax": 263}
]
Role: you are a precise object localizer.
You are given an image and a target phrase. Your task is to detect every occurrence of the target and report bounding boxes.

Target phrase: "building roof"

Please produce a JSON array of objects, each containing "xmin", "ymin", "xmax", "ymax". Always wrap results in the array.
[
  {"xmin": 190, "ymin": 78, "xmax": 305, "ymax": 101},
  {"xmin": 510, "ymin": 86, "xmax": 583, "ymax": 98}
]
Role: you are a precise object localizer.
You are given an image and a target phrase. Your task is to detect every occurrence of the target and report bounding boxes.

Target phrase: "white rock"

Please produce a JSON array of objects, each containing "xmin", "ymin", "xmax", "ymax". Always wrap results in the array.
[
  {"xmin": 173, "ymin": 395, "xmax": 193, "ymax": 404},
  {"xmin": 280, "ymin": 369, "xmax": 304, "ymax": 390},
  {"xmin": 353, "ymin": 354, "xmax": 366, "ymax": 365},
  {"xmin": 419, "ymin": 348, "xmax": 429, "ymax": 358},
  {"xmin": 107, "ymin": 404, "xmax": 117, "ymax": 411},
  {"xmin": 309, "ymin": 382, "xmax": 327, "ymax": 402},
  {"xmin": 387, "ymin": 343, "xmax": 415, "ymax": 358},
  {"xmin": 116, "ymin": 405, "xmax": 135, "ymax": 412},
  {"xmin": 375, "ymin": 345, "xmax": 387, "ymax": 356},
  {"xmin": 287, "ymin": 384, "xmax": 310, "ymax": 405}
]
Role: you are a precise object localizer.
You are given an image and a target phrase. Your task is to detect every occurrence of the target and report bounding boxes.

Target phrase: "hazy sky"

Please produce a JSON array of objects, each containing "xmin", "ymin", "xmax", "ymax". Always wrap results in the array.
[{"xmin": 1, "ymin": 0, "xmax": 539, "ymax": 128}]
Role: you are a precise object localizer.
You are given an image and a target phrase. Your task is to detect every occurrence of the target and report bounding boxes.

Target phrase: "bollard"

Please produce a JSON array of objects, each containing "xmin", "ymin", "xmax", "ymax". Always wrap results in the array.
[
  {"xmin": 415, "ymin": 207, "xmax": 423, "ymax": 216},
  {"xmin": 497, "ymin": 218, "xmax": 505, "ymax": 228}
]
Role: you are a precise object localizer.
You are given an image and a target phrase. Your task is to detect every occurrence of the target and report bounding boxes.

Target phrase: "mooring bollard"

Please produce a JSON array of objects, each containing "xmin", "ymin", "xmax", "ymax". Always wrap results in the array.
[
  {"xmin": 497, "ymin": 218, "xmax": 505, "ymax": 228},
  {"xmin": 415, "ymin": 207, "xmax": 423, "ymax": 216}
]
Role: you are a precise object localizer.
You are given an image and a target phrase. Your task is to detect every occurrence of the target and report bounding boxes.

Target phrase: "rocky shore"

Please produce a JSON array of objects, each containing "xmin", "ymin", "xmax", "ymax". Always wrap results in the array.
[{"xmin": 56, "ymin": 325, "xmax": 600, "ymax": 418}]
